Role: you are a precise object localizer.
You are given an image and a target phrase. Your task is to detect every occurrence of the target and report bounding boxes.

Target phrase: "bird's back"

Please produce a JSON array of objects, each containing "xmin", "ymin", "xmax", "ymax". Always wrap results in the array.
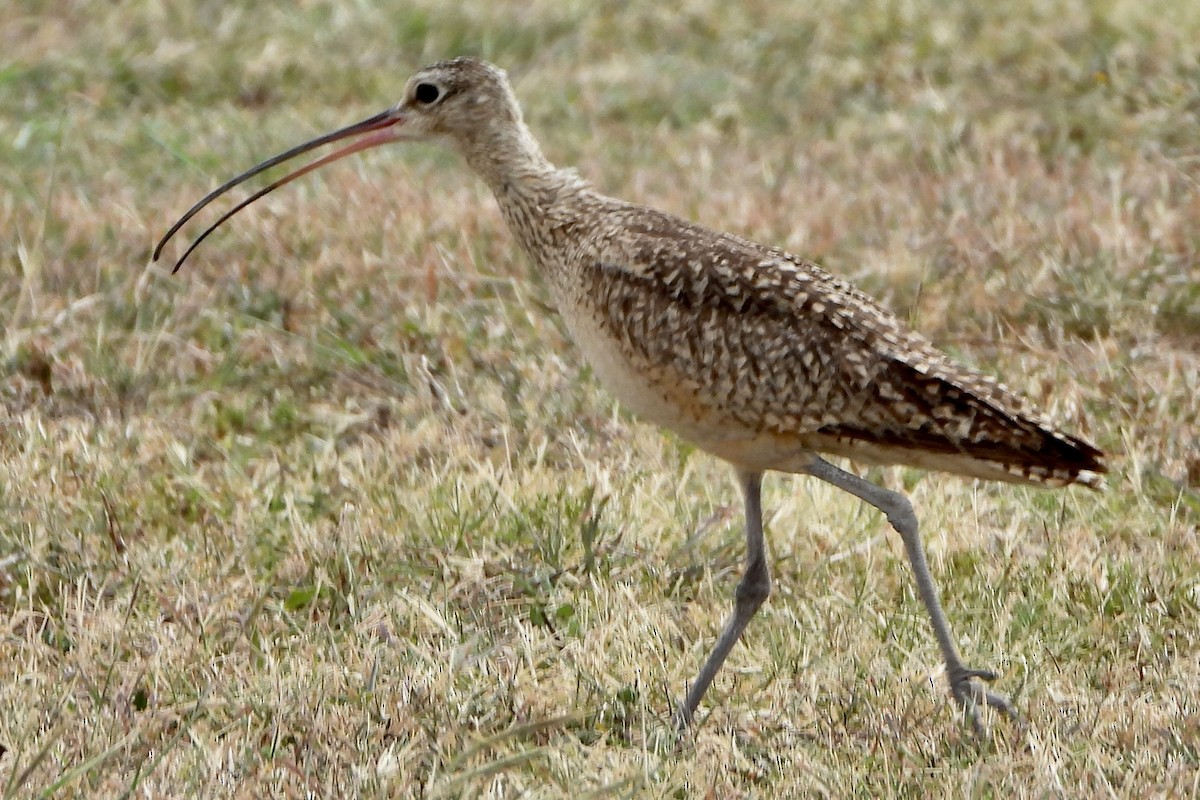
[{"xmin": 542, "ymin": 196, "xmax": 1105, "ymax": 488}]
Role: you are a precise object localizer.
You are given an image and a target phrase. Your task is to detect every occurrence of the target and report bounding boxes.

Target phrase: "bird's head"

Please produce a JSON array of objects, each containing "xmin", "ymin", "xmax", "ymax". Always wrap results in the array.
[{"xmin": 395, "ymin": 57, "xmax": 523, "ymax": 146}]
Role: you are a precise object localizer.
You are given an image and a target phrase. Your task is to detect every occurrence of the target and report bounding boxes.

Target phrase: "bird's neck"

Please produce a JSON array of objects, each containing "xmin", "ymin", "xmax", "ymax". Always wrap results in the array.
[
  {"xmin": 462, "ymin": 122, "xmax": 574, "ymax": 197},
  {"xmin": 463, "ymin": 121, "xmax": 591, "ymax": 267}
]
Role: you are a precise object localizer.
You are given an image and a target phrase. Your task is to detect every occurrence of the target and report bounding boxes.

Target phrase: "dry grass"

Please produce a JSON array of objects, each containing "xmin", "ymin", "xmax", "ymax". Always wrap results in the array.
[{"xmin": 3, "ymin": 0, "xmax": 1199, "ymax": 797}]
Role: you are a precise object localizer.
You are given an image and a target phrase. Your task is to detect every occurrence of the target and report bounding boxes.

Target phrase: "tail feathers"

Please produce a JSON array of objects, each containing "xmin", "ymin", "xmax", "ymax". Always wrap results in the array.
[
  {"xmin": 804, "ymin": 423, "xmax": 1107, "ymax": 489},
  {"xmin": 825, "ymin": 354, "xmax": 1110, "ymax": 489}
]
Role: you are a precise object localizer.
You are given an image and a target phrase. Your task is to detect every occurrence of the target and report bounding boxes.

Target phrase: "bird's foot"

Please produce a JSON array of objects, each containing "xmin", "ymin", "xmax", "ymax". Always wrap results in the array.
[
  {"xmin": 947, "ymin": 665, "xmax": 1021, "ymax": 739},
  {"xmin": 672, "ymin": 704, "xmax": 693, "ymax": 734}
]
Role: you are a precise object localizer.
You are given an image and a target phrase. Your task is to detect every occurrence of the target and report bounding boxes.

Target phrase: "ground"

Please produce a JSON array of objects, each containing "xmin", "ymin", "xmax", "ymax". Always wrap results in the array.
[{"xmin": 2, "ymin": 0, "xmax": 1198, "ymax": 797}]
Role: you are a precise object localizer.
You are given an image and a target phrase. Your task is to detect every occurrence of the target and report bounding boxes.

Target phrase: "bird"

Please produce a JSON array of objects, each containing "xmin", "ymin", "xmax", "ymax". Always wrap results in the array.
[{"xmin": 154, "ymin": 56, "xmax": 1107, "ymax": 736}]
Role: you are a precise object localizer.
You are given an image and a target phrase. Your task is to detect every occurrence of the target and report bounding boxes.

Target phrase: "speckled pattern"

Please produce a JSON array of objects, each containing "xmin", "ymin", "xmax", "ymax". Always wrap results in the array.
[{"xmin": 405, "ymin": 57, "xmax": 1105, "ymax": 490}]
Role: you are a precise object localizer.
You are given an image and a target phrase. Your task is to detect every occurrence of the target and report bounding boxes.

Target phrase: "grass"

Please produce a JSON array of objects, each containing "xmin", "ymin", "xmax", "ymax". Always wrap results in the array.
[{"xmin": 2, "ymin": 0, "xmax": 1198, "ymax": 796}]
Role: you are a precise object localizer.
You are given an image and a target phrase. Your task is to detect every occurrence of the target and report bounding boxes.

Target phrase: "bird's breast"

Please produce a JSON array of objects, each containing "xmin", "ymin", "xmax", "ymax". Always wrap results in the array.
[
  {"xmin": 563, "ymin": 296, "xmax": 702, "ymax": 428},
  {"xmin": 554, "ymin": 285, "xmax": 813, "ymax": 469}
]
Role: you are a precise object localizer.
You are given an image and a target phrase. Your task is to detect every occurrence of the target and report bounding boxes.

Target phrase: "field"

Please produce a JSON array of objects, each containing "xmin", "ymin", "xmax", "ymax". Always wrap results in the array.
[{"xmin": 3, "ymin": 0, "xmax": 1199, "ymax": 796}]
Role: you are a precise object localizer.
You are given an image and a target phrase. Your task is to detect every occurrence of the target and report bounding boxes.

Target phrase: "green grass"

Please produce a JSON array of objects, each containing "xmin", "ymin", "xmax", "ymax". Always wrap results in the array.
[{"xmin": 3, "ymin": 0, "xmax": 1199, "ymax": 796}]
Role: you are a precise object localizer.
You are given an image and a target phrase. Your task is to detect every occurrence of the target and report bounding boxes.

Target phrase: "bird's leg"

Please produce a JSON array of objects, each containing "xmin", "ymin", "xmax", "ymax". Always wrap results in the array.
[
  {"xmin": 676, "ymin": 469, "xmax": 770, "ymax": 730},
  {"xmin": 800, "ymin": 456, "xmax": 1018, "ymax": 737}
]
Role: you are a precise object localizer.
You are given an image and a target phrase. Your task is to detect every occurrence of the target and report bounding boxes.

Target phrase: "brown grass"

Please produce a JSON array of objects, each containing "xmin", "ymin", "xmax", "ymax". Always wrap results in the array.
[{"xmin": 2, "ymin": 0, "xmax": 1198, "ymax": 797}]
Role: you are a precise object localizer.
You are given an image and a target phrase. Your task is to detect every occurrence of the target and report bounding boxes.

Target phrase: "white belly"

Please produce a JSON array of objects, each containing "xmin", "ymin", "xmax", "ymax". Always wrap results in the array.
[
  {"xmin": 564, "ymin": 304, "xmax": 701, "ymax": 431},
  {"xmin": 559, "ymin": 301, "xmax": 814, "ymax": 471}
]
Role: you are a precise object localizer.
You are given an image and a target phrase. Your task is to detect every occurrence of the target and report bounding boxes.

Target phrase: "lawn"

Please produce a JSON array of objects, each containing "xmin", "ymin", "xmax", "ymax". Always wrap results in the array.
[{"xmin": 2, "ymin": 0, "xmax": 1198, "ymax": 797}]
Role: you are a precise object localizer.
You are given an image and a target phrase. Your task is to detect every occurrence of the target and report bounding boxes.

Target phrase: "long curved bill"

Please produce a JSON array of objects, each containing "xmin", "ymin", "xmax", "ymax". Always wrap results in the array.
[{"xmin": 153, "ymin": 107, "xmax": 407, "ymax": 273}]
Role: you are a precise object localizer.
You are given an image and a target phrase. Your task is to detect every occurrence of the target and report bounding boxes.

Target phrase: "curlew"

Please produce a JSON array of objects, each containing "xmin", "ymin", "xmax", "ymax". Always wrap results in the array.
[{"xmin": 155, "ymin": 57, "xmax": 1106, "ymax": 735}]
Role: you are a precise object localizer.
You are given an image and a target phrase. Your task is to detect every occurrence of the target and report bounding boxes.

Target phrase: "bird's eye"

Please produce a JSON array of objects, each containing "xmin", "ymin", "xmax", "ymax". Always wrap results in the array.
[{"xmin": 414, "ymin": 83, "xmax": 441, "ymax": 104}]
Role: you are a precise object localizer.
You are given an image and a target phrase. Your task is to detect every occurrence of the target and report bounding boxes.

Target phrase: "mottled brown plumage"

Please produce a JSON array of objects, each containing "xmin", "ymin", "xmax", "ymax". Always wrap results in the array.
[{"xmin": 156, "ymin": 56, "xmax": 1107, "ymax": 736}]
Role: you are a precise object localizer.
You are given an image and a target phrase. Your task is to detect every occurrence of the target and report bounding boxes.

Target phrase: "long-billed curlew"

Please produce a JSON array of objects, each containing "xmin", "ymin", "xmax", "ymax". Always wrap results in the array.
[{"xmin": 154, "ymin": 57, "xmax": 1107, "ymax": 735}]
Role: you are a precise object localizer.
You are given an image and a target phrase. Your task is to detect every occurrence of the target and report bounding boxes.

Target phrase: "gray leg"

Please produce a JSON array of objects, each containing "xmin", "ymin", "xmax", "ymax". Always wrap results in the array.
[
  {"xmin": 801, "ymin": 456, "xmax": 1017, "ymax": 737},
  {"xmin": 676, "ymin": 469, "xmax": 770, "ymax": 730}
]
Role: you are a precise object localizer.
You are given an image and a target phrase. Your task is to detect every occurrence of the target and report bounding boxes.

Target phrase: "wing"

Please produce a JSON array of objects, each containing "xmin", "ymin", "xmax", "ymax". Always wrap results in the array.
[{"xmin": 580, "ymin": 204, "xmax": 1105, "ymax": 486}]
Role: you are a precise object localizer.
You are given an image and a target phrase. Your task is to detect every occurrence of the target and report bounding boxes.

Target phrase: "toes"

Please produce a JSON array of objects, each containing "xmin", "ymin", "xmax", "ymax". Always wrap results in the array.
[
  {"xmin": 674, "ymin": 701, "xmax": 698, "ymax": 732},
  {"xmin": 948, "ymin": 667, "xmax": 1021, "ymax": 735},
  {"xmin": 953, "ymin": 666, "xmax": 998, "ymax": 683},
  {"xmin": 960, "ymin": 703, "xmax": 991, "ymax": 738},
  {"xmin": 983, "ymin": 689, "xmax": 1019, "ymax": 720}
]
